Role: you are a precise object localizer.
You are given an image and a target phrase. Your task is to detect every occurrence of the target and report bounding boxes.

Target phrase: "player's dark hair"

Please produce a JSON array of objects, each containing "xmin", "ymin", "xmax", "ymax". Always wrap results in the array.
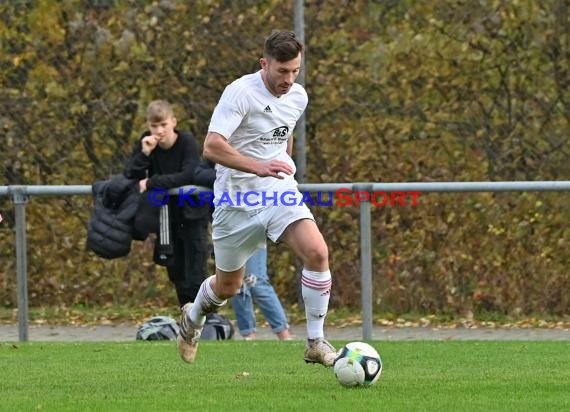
[{"xmin": 263, "ymin": 30, "xmax": 303, "ymax": 62}]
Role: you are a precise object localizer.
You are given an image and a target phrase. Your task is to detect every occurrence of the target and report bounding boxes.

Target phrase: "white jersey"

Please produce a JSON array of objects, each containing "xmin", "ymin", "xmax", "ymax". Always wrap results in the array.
[{"xmin": 208, "ymin": 70, "xmax": 308, "ymax": 210}]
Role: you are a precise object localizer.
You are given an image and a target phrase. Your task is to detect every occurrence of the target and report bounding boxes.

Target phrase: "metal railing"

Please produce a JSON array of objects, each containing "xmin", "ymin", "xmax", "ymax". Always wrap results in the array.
[{"xmin": 2, "ymin": 181, "xmax": 570, "ymax": 342}]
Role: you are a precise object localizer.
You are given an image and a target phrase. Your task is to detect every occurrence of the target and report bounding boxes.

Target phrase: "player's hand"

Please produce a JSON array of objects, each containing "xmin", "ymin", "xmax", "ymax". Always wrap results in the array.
[
  {"xmin": 141, "ymin": 135, "xmax": 159, "ymax": 156},
  {"xmin": 253, "ymin": 160, "xmax": 294, "ymax": 179}
]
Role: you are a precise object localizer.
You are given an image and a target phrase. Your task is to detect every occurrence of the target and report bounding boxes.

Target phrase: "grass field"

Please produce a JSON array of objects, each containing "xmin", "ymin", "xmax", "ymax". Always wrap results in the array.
[{"xmin": 1, "ymin": 340, "xmax": 568, "ymax": 411}]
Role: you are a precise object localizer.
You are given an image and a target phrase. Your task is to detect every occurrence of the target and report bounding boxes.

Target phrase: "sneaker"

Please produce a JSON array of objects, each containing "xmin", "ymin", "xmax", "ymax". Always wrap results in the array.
[
  {"xmin": 242, "ymin": 333, "xmax": 257, "ymax": 341},
  {"xmin": 304, "ymin": 338, "xmax": 336, "ymax": 367},
  {"xmin": 177, "ymin": 302, "xmax": 202, "ymax": 363}
]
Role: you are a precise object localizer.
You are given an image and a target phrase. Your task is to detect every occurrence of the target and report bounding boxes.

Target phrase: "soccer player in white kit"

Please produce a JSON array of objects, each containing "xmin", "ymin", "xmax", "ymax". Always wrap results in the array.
[{"xmin": 177, "ymin": 31, "xmax": 336, "ymax": 367}]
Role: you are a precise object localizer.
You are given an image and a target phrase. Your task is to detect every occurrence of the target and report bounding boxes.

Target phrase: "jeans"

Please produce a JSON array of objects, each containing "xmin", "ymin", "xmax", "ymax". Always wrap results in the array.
[{"xmin": 231, "ymin": 247, "xmax": 289, "ymax": 336}]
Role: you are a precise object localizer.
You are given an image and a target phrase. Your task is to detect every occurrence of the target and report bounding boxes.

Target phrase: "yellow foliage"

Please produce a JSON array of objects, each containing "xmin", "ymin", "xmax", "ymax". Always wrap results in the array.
[{"xmin": 0, "ymin": 0, "xmax": 568, "ymax": 315}]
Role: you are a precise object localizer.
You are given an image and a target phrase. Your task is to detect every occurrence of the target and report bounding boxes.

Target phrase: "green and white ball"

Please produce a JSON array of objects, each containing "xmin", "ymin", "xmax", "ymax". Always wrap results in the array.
[{"xmin": 333, "ymin": 342, "xmax": 382, "ymax": 387}]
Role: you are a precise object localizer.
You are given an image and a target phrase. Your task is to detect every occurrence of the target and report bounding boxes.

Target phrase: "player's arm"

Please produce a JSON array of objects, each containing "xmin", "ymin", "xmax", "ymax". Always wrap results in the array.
[{"xmin": 203, "ymin": 132, "xmax": 293, "ymax": 179}]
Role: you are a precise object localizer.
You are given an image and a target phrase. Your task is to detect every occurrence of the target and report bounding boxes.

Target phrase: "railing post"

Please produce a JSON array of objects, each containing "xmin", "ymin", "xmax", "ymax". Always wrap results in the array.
[
  {"xmin": 11, "ymin": 186, "xmax": 29, "ymax": 342},
  {"xmin": 354, "ymin": 183, "xmax": 373, "ymax": 340}
]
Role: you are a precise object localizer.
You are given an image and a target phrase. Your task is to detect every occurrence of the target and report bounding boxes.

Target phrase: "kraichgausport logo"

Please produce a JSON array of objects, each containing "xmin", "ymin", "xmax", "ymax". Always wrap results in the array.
[{"xmin": 147, "ymin": 188, "xmax": 422, "ymax": 208}]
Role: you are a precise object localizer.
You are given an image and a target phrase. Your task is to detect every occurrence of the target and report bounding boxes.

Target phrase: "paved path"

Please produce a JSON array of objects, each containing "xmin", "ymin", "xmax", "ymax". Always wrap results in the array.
[{"xmin": 1, "ymin": 324, "xmax": 568, "ymax": 342}]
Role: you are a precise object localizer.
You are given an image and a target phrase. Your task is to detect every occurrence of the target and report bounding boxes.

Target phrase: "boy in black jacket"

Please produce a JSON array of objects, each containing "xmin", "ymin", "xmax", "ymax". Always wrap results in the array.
[{"xmin": 124, "ymin": 100, "xmax": 209, "ymax": 308}]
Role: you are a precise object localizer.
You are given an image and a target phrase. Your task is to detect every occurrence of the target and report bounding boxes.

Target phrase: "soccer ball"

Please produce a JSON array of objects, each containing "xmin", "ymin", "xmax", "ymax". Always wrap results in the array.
[{"xmin": 333, "ymin": 342, "xmax": 382, "ymax": 387}]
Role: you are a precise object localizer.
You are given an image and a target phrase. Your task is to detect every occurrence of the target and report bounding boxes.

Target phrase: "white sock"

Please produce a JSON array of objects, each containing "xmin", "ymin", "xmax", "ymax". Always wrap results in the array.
[
  {"xmin": 189, "ymin": 275, "xmax": 227, "ymax": 326},
  {"xmin": 301, "ymin": 269, "xmax": 332, "ymax": 340}
]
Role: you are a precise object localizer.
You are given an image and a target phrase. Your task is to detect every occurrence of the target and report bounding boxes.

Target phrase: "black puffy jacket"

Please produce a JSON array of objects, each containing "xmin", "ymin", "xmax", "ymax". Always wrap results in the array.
[{"xmin": 87, "ymin": 174, "xmax": 140, "ymax": 259}]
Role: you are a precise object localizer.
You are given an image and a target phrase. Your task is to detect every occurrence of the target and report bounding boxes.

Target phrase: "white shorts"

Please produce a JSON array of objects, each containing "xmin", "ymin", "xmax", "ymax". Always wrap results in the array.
[{"xmin": 212, "ymin": 202, "xmax": 314, "ymax": 272}]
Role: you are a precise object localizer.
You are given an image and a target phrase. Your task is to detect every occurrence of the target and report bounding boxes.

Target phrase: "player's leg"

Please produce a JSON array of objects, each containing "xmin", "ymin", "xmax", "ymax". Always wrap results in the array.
[
  {"xmin": 177, "ymin": 208, "xmax": 263, "ymax": 363},
  {"xmin": 178, "ymin": 266, "xmax": 245, "ymax": 363},
  {"xmin": 267, "ymin": 204, "xmax": 335, "ymax": 366},
  {"xmin": 279, "ymin": 219, "xmax": 335, "ymax": 365}
]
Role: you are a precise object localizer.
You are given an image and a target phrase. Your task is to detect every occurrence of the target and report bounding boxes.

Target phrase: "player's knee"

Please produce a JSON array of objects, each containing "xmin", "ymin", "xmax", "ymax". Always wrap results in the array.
[{"xmin": 304, "ymin": 242, "xmax": 329, "ymax": 267}]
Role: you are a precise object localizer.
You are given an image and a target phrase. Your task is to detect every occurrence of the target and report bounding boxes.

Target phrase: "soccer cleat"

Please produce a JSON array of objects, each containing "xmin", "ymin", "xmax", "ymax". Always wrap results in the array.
[
  {"xmin": 304, "ymin": 338, "xmax": 336, "ymax": 367},
  {"xmin": 177, "ymin": 302, "xmax": 203, "ymax": 363}
]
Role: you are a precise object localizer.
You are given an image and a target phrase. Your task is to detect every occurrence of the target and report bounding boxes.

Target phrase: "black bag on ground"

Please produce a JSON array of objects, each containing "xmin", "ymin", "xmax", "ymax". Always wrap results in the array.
[
  {"xmin": 136, "ymin": 316, "xmax": 179, "ymax": 341},
  {"xmin": 201, "ymin": 313, "xmax": 235, "ymax": 340}
]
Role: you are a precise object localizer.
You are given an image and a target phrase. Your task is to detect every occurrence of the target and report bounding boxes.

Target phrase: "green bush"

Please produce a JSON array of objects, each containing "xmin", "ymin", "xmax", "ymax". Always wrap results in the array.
[{"xmin": 0, "ymin": 1, "xmax": 568, "ymax": 315}]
